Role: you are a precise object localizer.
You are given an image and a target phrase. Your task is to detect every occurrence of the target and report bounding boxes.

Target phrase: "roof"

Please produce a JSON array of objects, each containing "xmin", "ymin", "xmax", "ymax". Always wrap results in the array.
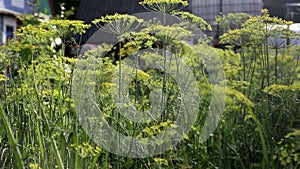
[{"xmin": 0, "ymin": 7, "xmax": 21, "ymax": 16}]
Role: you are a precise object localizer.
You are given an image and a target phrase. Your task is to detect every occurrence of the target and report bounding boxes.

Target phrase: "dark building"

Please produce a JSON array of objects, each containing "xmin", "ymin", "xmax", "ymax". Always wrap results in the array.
[
  {"xmin": 76, "ymin": 0, "xmax": 146, "ymax": 43},
  {"xmin": 76, "ymin": 0, "xmax": 300, "ymax": 44},
  {"xmin": 263, "ymin": 0, "xmax": 300, "ymax": 22}
]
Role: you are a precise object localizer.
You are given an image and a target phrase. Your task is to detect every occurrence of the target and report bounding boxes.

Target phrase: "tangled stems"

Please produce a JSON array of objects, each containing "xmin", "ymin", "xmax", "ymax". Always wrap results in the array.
[
  {"xmin": 92, "ymin": 13, "xmax": 144, "ymax": 97},
  {"xmin": 139, "ymin": 0, "xmax": 192, "ymax": 122},
  {"xmin": 93, "ymin": 15, "xmax": 144, "ymax": 162},
  {"xmin": 92, "ymin": 14, "xmax": 144, "ymax": 101}
]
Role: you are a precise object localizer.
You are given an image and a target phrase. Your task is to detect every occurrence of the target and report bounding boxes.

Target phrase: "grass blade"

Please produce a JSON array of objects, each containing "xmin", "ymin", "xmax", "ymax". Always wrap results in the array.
[{"xmin": 0, "ymin": 104, "xmax": 25, "ymax": 169}]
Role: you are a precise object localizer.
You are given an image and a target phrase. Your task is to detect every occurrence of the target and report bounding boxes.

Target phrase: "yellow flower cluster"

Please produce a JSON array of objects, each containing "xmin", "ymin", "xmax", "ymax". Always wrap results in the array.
[{"xmin": 139, "ymin": 0, "xmax": 188, "ymax": 6}]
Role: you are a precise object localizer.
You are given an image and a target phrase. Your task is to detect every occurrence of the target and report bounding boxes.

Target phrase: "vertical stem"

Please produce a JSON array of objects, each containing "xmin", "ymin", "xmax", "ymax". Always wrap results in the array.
[
  {"xmin": 161, "ymin": 45, "xmax": 167, "ymax": 122},
  {"xmin": 274, "ymin": 48, "xmax": 278, "ymax": 84},
  {"xmin": 69, "ymin": 67, "xmax": 80, "ymax": 169},
  {"xmin": 265, "ymin": 29, "xmax": 270, "ymax": 86},
  {"xmin": 62, "ymin": 38, "xmax": 66, "ymax": 57},
  {"xmin": 246, "ymin": 110, "xmax": 269, "ymax": 169},
  {"xmin": 0, "ymin": 104, "xmax": 25, "ymax": 169},
  {"xmin": 241, "ymin": 47, "xmax": 246, "ymax": 82},
  {"xmin": 118, "ymin": 41, "xmax": 122, "ymax": 103},
  {"xmin": 161, "ymin": 13, "xmax": 167, "ymax": 122},
  {"xmin": 280, "ymin": 48, "xmax": 286, "ymax": 83},
  {"xmin": 240, "ymin": 47, "xmax": 247, "ymax": 121},
  {"xmin": 260, "ymin": 46, "xmax": 265, "ymax": 90},
  {"xmin": 32, "ymin": 64, "xmax": 64, "ymax": 169},
  {"xmin": 247, "ymin": 48, "xmax": 257, "ymax": 97},
  {"xmin": 126, "ymin": 53, "xmax": 139, "ymax": 157},
  {"xmin": 117, "ymin": 38, "xmax": 122, "ymax": 168}
]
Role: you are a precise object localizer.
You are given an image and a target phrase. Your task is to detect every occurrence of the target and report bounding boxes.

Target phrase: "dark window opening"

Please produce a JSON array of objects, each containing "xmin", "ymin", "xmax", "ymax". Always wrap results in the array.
[{"xmin": 6, "ymin": 25, "xmax": 14, "ymax": 42}]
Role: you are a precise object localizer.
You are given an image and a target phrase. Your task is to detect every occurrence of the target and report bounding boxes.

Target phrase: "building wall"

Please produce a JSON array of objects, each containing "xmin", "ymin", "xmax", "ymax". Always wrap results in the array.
[
  {"xmin": 0, "ymin": 0, "xmax": 32, "ymax": 14},
  {"xmin": 0, "ymin": 0, "xmax": 31, "ymax": 45},
  {"xmin": 2, "ymin": 15, "xmax": 16, "ymax": 44},
  {"xmin": 0, "ymin": 0, "xmax": 54, "ymax": 45},
  {"xmin": 190, "ymin": 0, "xmax": 262, "ymax": 23},
  {"xmin": 263, "ymin": 0, "xmax": 300, "ymax": 22},
  {"xmin": 0, "ymin": 15, "xmax": 2, "ymax": 45},
  {"xmin": 189, "ymin": 0, "xmax": 263, "ymax": 36}
]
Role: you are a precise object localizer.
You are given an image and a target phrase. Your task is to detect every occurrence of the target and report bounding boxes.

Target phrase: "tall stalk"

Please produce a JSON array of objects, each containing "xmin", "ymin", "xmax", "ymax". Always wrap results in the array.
[
  {"xmin": 161, "ymin": 13, "xmax": 167, "ymax": 122},
  {"xmin": 274, "ymin": 48, "xmax": 278, "ymax": 84},
  {"xmin": 241, "ymin": 47, "xmax": 246, "ymax": 82},
  {"xmin": 0, "ymin": 104, "xmax": 25, "ymax": 169},
  {"xmin": 245, "ymin": 109, "xmax": 269, "ymax": 169},
  {"xmin": 32, "ymin": 62, "xmax": 64, "ymax": 169}
]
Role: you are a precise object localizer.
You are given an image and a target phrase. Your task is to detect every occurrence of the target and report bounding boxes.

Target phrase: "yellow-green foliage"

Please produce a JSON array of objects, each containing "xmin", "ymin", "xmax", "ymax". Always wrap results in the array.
[
  {"xmin": 72, "ymin": 142, "xmax": 101, "ymax": 158},
  {"xmin": 263, "ymin": 84, "xmax": 300, "ymax": 98},
  {"xmin": 140, "ymin": 0, "xmax": 188, "ymax": 6},
  {"xmin": 274, "ymin": 130, "xmax": 300, "ymax": 167},
  {"xmin": 48, "ymin": 20, "xmax": 91, "ymax": 39},
  {"xmin": 1, "ymin": 3, "xmax": 300, "ymax": 169},
  {"xmin": 221, "ymin": 9, "xmax": 293, "ymax": 46},
  {"xmin": 140, "ymin": 0, "xmax": 188, "ymax": 13},
  {"xmin": 93, "ymin": 14, "xmax": 143, "ymax": 36},
  {"xmin": 215, "ymin": 12, "xmax": 250, "ymax": 32},
  {"xmin": 171, "ymin": 11, "xmax": 212, "ymax": 30},
  {"xmin": 141, "ymin": 25, "xmax": 193, "ymax": 44}
]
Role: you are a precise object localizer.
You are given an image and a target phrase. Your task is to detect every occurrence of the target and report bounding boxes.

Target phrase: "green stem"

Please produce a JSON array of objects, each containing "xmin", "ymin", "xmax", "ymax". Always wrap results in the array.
[
  {"xmin": 32, "ymin": 65, "xmax": 64, "ymax": 169},
  {"xmin": 227, "ymin": 143, "xmax": 246, "ymax": 169},
  {"xmin": 161, "ymin": 12, "xmax": 167, "ymax": 122},
  {"xmin": 264, "ymin": 24, "xmax": 270, "ymax": 86},
  {"xmin": 245, "ymin": 108, "xmax": 269, "ymax": 169},
  {"xmin": 62, "ymin": 39, "xmax": 66, "ymax": 57},
  {"xmin": 241, "ymin": 47, "xmax": 246, "ymax": 82},
  {"xmin": 274, "ymin": 48, "xmax": 278, "ymax": 84},
  {"xmin": 69, "ymin": 67, "xmax": 80, "ymax": 169},
  {"xmin": 0, "ymin": 104, "xmax": 25, "ymax": 169}
]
